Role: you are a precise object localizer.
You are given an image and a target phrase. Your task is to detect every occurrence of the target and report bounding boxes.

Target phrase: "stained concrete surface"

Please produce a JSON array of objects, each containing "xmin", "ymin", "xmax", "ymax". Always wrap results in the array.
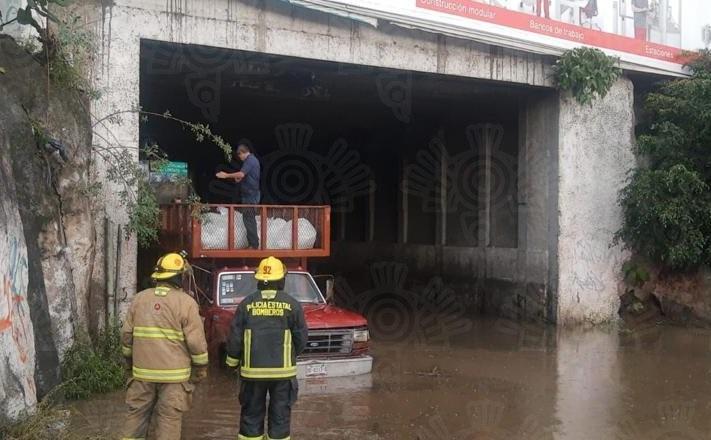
[{"xmin": 69, "ymin": 319, "xmax": 711, "ymax": 439}]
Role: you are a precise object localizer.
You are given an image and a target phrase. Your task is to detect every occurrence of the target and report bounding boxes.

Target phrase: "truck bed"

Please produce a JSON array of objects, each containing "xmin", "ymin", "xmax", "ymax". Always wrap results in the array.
[{"xmin": 160, "ymin": 204, "xmax": 331, "ymax": 259}]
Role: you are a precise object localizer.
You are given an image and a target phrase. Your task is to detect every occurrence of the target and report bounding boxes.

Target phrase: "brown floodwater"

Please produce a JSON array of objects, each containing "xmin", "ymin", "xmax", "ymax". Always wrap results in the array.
[{"xmin": 68, "ymin": 318, "xmax": 711, "ymax": 439}]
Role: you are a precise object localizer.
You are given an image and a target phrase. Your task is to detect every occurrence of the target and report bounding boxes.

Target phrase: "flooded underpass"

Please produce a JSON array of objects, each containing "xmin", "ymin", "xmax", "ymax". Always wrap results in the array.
[{"xmin": 68, "ymin": 318, "xmax": 711, "ymax": 439}]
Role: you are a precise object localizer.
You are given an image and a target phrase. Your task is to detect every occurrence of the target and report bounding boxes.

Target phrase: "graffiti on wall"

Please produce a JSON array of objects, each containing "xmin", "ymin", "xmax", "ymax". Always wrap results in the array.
[
  {"xmin": 0, "ymin": 237, "xmax": 31, "ymax": 363},
  {"xmin": 0, "ymin": 158, "xmax": 37, "ymax": 415}
]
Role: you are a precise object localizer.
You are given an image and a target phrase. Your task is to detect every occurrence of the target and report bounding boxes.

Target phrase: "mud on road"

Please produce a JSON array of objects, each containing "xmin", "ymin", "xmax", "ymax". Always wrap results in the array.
[{"xmin": 69, "ymin": 318, "xmax": 711, "ymax": 439}]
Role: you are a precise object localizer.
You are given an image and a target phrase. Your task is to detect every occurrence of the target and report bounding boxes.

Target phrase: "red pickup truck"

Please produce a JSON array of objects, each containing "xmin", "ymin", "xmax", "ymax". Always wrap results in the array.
[{"xmin": 160, "ymin": 204, "xmax": 372, "ymax": 378}]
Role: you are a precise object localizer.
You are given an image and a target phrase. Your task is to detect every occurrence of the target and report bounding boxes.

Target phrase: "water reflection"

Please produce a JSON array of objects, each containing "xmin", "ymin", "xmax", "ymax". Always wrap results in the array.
[{"xmin": 69, "ymin": 319, "xmax": 711, "ymax": 439}]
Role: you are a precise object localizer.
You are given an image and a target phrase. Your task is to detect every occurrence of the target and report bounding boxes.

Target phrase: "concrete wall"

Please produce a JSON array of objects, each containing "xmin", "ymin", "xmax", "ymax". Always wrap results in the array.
[
  {"xmin": 92, "ymin": 0, "xmax": 634, "ymax": 324},
  {"xmin": 556, "ymin": 79, "xmax": 635, "ymax": 325},
  {"xmin": 90, "ymin": 0, "xmax": 556, "ymax": 310}
]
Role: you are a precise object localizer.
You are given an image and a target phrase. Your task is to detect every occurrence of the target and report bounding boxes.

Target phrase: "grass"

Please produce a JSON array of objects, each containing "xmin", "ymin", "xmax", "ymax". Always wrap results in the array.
[{"xmin": 61, "ymin": 323, "xmax": 126, "ymax": 401}]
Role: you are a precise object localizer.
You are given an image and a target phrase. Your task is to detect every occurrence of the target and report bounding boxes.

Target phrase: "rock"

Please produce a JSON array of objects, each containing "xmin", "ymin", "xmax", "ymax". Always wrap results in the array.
[
  {"xmin": 619, "ymin": 290, "xmax": 647, "ymax": 316},
  {"xmin": 0, "ymin": 35, "xmax": 96, "ymax": 421},
  {"xmin": 0, "ymin": 151, "xmax": 37, "ymax": 422},
  {"xmin": 659, "ymin": 296, "xmax": 695, "ymax": 325}
]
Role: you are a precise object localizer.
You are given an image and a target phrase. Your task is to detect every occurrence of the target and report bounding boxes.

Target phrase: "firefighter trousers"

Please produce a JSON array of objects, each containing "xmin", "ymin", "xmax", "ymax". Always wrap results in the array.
[
  {"xmin": 238, "ymin": 378, "xmax": 299, "ymax": 440},
  {"xmin": 123, "ymin": 379, "xmax": 195, "ymax": 440}
]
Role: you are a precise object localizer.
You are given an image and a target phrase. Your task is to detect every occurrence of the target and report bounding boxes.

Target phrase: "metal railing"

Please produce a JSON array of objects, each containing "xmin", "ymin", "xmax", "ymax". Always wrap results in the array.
[{"xmin": 160, "ymin": 204, "xmax": 331, "ymax": 259}]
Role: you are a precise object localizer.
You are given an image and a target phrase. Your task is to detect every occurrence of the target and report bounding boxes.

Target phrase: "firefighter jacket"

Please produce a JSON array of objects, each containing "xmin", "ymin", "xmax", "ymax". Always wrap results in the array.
[
  {"xmin": 121, "ymin": 284, "xmax": 208, "ymax": 383},
  {"xmin": 225, "ymin": 289, "xmax": 308, "ymax": 380}
]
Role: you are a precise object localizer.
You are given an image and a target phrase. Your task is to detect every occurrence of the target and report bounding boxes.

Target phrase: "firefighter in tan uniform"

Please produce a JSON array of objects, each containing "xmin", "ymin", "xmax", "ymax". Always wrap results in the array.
[{"xmin": 121, "ymin": 252, "xmax": 209, "ymax": 440}]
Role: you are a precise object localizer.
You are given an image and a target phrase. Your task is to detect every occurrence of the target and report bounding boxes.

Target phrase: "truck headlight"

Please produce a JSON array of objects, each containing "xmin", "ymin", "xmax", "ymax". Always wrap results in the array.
[{"xmin": 353, "ymin": 329, "xmax": 369, "ymax": 342}]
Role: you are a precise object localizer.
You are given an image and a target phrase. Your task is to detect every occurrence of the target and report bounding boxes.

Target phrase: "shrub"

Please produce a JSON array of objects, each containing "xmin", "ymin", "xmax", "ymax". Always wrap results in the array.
[
  {"xmin": 553, "ymin": 47, "xmax": 622, "ymax": 105},
  {"xmin": 60, "ymin": 323, "xmax": 126, "ymax": 401},
  {"xmin": 617, "ymin": 50, "xmax": 711, "ymax": 270},
  {"xmin": 617, "ymin": 165, "xmax": 711, "ymax": 270}
]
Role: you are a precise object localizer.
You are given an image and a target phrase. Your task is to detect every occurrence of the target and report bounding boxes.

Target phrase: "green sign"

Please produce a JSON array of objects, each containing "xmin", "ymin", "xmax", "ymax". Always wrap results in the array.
[{"xmin": 151, "ymin": 161, "xmax": 188, "ymax": 177}]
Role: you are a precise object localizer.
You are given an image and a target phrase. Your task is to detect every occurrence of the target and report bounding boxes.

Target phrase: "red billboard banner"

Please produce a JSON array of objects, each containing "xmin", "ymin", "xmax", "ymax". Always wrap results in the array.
[{"xmin": 416, "ymin": 0, "xmax": 685, "ymax": 65}]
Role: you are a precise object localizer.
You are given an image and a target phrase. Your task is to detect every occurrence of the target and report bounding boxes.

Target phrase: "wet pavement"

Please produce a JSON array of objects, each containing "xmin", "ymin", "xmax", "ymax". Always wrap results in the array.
[{"xmin": 69, "ymin": 318, "xmax": 711, "ymax": 439}]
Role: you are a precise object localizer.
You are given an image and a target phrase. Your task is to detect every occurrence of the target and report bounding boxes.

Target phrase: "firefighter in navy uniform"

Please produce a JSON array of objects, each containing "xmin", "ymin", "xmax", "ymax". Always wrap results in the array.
[
  {"xmin": 226, "ymin": 256, "xmax": 308, "ymax": 440},
  {"xmin": 121, "ymin": 251, "xmax": 209, "ymax": 440}
]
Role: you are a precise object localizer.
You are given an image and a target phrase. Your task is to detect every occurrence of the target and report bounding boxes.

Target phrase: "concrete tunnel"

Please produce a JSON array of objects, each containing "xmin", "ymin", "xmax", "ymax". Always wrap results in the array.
[
  {"xmin": 137, "ymin": 39, "xmax": 560, "ymax": 339},
  {"xmin": 94, "ymin": 0, "xmax": 635, "ymax": 330}
]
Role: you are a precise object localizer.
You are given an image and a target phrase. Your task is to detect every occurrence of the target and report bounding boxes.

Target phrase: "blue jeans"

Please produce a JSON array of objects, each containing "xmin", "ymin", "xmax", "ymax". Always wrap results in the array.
[{"xmin": 241, "ymin": 192, "xmax": 260, "ymax": 249}]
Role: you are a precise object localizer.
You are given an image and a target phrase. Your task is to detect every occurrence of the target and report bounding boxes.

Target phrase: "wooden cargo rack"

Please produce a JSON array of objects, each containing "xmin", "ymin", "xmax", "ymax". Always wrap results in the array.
[{"xmin": 160, "ymin": 204, "xmax": 331, "ymax": 259}]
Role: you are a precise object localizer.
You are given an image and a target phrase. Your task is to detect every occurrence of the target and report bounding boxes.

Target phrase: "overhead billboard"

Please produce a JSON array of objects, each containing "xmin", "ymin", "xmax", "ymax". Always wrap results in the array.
[{"xmin": 289, "ymin": 0, "xmax": 711, "ymax": 75}]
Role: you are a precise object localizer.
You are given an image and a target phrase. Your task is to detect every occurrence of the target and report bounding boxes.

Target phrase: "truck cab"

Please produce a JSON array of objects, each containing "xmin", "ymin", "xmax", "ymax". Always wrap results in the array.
[
  {"xmin": 159, "ymin": 203, "xmax": 373, "ymax": 379},
  {"xmin": 202, "ymin": 267, "xmax": 371, "ymax": 378}
]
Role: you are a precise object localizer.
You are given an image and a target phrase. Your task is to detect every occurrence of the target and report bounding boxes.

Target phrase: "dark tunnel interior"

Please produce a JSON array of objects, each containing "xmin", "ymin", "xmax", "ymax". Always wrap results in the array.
[{"xmin": 138, "ymin": 39, "xmax": 550, "ymax": 319}]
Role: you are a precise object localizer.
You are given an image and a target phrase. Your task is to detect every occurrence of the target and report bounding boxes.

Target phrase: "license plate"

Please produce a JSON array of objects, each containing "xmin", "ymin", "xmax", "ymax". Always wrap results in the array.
[{"xmin": 306, "ymin": 363, "xmax": 327, "ymax": 377}]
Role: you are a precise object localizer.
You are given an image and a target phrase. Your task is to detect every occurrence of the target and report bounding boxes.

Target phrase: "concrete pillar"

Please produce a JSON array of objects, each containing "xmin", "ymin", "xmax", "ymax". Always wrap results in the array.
[
  {"xmin": 92, "ymin": 5, "xmax": 142, "ymax": 313},
  {"xmin": 556, "ymin": 78, "xmax": 635, "ymax": 325},
  {"xmin": 521, "ymin": 93, "xmax": 559, "ymax": 322}
]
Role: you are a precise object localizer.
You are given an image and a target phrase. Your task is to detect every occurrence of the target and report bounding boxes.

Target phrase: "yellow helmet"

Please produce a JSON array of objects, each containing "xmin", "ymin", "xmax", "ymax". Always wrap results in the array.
[
  {"xmin": 255, "ymin": 256, "xmax": 287, "ymax": 282},
  {"xmin": 152, "ymin": 252, "xmax": 188, "ymax": 280}
]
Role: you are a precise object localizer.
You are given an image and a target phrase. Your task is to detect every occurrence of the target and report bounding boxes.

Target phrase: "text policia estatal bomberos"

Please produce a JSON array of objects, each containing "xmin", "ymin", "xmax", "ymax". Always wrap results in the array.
[{"xmin": 246, "ymin": 301, "xmax": 293, "ymax": 317}]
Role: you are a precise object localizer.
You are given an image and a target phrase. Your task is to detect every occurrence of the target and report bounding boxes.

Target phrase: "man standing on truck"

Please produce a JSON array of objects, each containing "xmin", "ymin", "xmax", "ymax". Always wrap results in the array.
[
  {"xmin": 121, "ymin": 251, "xmax": 209, "ymax": 440},
  {"xmin": 225, "ymin": 256, "xmax": 308, "ymax": 440},
  {"xmin": 216, "ymin": 143, "xmax": 261, "ymax": 249}
]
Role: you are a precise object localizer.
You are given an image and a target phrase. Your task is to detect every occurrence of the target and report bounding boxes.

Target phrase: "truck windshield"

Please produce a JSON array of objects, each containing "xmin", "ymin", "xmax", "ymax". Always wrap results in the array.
[{"xmin": 218, "ymin": 272, "xmax": 324, "ymax": 306}]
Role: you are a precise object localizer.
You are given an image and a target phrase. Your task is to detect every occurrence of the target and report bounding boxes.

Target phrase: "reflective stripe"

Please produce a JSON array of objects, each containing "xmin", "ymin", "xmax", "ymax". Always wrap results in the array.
[
  {"xmin": 283, "ymin": 330, "xmax": 292, "ymax": 369},
  {"xmin": 267, "ymin": 436, "xmax": 290, "ymax": 440},
  {"xmin": 244, "ymin": 329, "xmax": 252, "ymax": 369},
  {"xmin": 154, "ymin": 286, "xmax": 171, "ymax": 297},
  {"xmin": 240, "ymin": 366, "xmax": 297, "ymax": 379},
  {"xmin": 238, "ymin": 434, "xmax": 264, "ymax": 440},
  {"xmin": 191, "ymin": 352, "xmax": 209, "ymax": 365},
  {"xmin": 225, "ymin": 355, "xmax": 240, "ymax": 368},
  {"xmin": 122, "ymin": 345, "xmax": 132, "ymax": 357},
  {"xmin": 260, "ymin": 290, "xmax": 277, "ymax": 299},
  {"xmin": 133, "ymin": 326, "xmax": 185, "ymax": 341},
  {"xmin": 132, "ymin": 366, "xmax": 191, "ymax": 383}
]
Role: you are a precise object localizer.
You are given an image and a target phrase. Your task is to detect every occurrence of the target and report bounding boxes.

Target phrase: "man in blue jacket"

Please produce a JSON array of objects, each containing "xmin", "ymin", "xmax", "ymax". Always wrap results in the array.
[{"xmin": 216, "ymin": 143, "xmax": 261, "ymax": 248}]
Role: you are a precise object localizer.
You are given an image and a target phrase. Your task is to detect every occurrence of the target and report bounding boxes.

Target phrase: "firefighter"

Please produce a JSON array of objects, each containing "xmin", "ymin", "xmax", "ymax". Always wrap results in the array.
[
  {"xmin": 121, "ymin": 251, "xmax": 209, "ymax": 440},
  {"xmin": 226, "ymin": 256, "xmax": 308, "ymax": 440}
]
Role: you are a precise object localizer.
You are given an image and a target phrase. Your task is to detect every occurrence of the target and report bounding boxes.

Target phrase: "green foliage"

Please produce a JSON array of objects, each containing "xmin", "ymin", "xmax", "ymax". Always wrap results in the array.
[
  {"xmin": 94, "ymin": 110, "xmax": 230, "ymax": 248},
  {"xmin": 127, "ymin": 176, "xmax": 161, "ymax": 248},
  {"xmin": 1, "ymin": 3, "xmax": 96, "ymax": 97},
  {"xmin": 622, "ymin": 260, "xmax": 651, "ymax": 288},
  {"xmin": 61, "ymin": 323, "xmax": 126, "ymax": 401},
  {"xmin": 151, "ymin": 110, "xmax": 232, "ymax": 161},
  {"xmin": 553, "ymin": 47, "xmax": 622, "ymax": 105},
  {"xmin": 617, "ymin": 53, "xmax": 711, "ymax": 270},
  {"xmin": 617, "ymin": 166, "xmax": 711, "ymax": 270},
  {"xmin": 100, "ymin": 144, "xmax": 161, "ymax": 248},
  {"xmin": 48, "ymin": 14, "xmax": 97, "ymax": 97},
  {"xmin": 685, "ymin": 49, "xmax": 711, "ymax": 79}
]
